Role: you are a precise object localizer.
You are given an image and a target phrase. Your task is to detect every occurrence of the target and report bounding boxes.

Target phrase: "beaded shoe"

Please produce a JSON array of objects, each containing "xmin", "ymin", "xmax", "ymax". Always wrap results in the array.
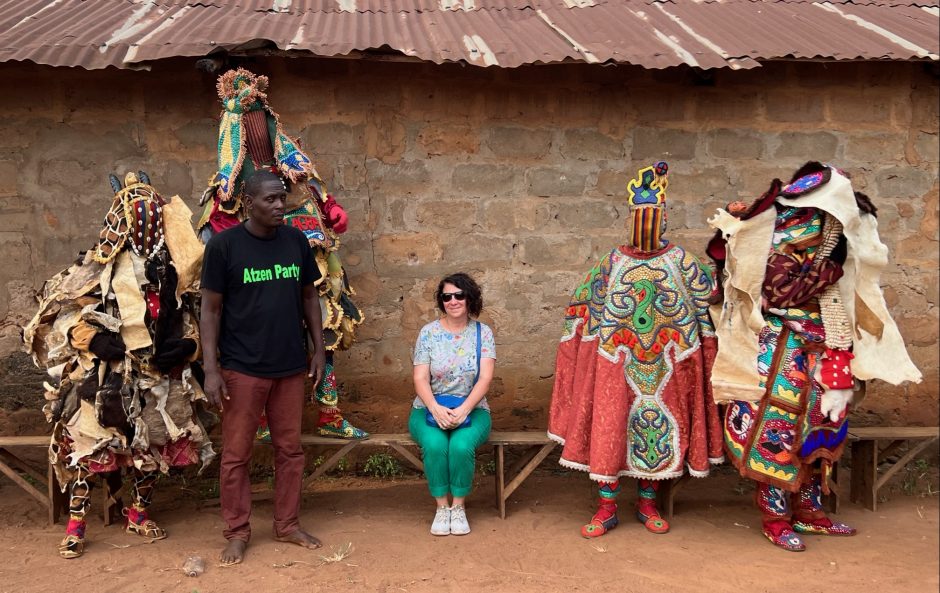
[
  {"xmin": 581, "ymin": 504, "xmax": 618, "ymax": 539},
  {"xmin": 636, "ymin": 506, "xmax": 670, "ymax": 534},
  {"xmin": 763, "ymin": 520, "xmax": 806, "ymax": 552},
  {"xmin": 792, "ymin": 517, "xmax": 857, "ymax": 536},
  {"xmin": 317, "ymin": 413, "xmax": 369, "ymax": 439}
]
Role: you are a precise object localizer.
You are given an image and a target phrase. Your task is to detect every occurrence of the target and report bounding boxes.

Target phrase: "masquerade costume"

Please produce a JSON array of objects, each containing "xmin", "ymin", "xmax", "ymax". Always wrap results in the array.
[
  {"xmin": 548, "ymin": 162, "xmax": 724, "ymax": 538},
  {"xmin": 199, "ymin": 68, "xmax": 366, "ymax": 439},
  {"xmin": 707, "ymin": 163, "xmax": 921, "ymax": 551},
  {"xmin": 24, "ymin": 172, "xmax": 215, "ymax": 559}
]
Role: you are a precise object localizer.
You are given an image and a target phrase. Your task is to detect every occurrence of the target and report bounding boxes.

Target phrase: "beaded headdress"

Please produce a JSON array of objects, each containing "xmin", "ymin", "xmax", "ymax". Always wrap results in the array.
[
  {"xmin": 627, "ymin": 161, "xmax": 668, "ymax": 252},
  {"xmin": 213, "ymin": 68, "xmax": 318, "ymax": 203},
  {"xmin": 94, "ymin": 171, "xmax": 166, "ymax": 264}
]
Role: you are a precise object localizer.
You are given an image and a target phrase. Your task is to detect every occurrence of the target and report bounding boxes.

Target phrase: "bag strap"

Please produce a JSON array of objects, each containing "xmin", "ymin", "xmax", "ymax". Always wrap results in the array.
[{"xmin": 473, "ymin": 321, "xmax": 481, "ymax": 385}]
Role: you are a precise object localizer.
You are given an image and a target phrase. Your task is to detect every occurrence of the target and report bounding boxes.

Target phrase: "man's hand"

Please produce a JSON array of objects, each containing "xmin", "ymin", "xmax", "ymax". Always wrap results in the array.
[
  {"xmin": 308, "ymin": 349, "xmax": 326, "ymax": 389},
  {"xmin": 204, "ymin": 369, "xmax": 228, "ymax": 411}
]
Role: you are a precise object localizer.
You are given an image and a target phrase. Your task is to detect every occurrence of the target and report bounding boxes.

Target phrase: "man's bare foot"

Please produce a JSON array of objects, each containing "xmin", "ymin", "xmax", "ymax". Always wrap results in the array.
[
  {"xmin": 220, "ymin": 539, "xmax": 247, "ymax": 566},
  {"xmin": 274, "ymin": 529, "xmax": 322, "ymax": 549}
]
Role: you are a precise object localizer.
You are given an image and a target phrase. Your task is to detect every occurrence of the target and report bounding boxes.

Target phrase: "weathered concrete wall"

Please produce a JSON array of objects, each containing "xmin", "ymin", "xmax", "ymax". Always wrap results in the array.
[{"xmin": 0, "ymin": 58, "xmax": 936, "ymax": 432}]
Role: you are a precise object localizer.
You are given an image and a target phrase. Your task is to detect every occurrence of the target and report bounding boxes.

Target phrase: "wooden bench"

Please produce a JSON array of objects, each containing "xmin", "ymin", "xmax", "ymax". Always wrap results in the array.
[
  {"xmin": 2, "ymin": 431, "xmax": 557, "ymax": 523},
  {"xmin": 248, "ymin": 431, "xmax": 557, "ymax": 519},
  {"xmin": 0, "ymin": 436, "xmax": 66, "ymax": 525},
  {"xmin": 848, "ymin": 426, "xmax": 939, "ymax": 511}
]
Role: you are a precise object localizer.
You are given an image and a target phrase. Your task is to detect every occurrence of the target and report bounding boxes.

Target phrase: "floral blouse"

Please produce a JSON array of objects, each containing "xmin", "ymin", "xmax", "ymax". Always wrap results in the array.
[{"xmin": 412, "ymin": 319, "xmax": 496, "ymax": 410}]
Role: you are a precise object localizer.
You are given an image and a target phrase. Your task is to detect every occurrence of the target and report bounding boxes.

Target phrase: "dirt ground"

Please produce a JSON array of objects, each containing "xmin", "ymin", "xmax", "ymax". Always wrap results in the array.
[{"xmin": 0, "ymin": 462, "xmax": 937, "ymax": 593}]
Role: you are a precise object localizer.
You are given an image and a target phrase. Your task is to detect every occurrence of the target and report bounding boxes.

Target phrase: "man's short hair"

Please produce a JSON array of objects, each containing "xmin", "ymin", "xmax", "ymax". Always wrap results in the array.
[{"xmin": 243, "ymin": 170, "xmax": 284, "ymax": 199}]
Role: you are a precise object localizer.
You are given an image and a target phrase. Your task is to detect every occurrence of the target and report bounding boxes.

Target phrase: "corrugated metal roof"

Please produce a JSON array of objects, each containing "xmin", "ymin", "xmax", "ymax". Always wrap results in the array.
[{"xmin": 0, "ymin": 0, "xmax": 936, "ymax": 70}]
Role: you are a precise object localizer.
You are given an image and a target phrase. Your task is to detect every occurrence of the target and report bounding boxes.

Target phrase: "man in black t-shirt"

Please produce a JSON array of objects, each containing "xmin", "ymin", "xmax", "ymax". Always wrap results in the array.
[{"xmin": 201, "ymin": 170, "xmax": 326, "ymax": 565}]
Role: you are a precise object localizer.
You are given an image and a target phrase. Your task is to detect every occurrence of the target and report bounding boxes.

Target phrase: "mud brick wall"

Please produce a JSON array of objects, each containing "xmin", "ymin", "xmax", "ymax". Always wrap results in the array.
[{"xmin": 0, "ymin": 58, "xmax": 936, "ymax": 433}]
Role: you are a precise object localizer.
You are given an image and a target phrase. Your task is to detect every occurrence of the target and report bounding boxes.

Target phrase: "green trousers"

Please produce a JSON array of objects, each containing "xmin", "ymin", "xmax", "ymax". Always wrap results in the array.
[{"xmin": 408, "ymin": 407, "xmax": 492, "ymax": 498}]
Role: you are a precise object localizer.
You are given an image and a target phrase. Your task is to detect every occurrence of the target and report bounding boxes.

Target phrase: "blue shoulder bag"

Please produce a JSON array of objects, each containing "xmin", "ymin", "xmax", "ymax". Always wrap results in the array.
[{"xmin": 426, "ymin": 321, "xmax": 481, "ymax": 429}]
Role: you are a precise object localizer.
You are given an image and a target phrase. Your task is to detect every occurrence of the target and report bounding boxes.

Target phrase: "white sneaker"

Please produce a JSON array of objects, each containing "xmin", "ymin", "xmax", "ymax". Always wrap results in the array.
[
  {"xmin": 450, "ymin": 505, "xmax": 470, "ymax": 535},
  {"xmin": 430, "ymin": 506, "xmax": 451, "ymax": 536}
]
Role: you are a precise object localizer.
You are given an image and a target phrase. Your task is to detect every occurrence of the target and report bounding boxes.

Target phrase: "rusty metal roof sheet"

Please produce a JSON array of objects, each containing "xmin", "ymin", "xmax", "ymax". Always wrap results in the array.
[{"xmin": 0, "ymin": 0, "xmax": 936, "ymax": 70}]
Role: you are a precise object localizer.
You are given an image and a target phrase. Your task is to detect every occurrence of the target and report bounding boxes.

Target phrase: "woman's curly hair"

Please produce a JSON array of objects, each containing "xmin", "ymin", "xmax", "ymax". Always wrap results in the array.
[{"xmin": 435, "ymin": 272, "xmax": 483, "ymax": 317}]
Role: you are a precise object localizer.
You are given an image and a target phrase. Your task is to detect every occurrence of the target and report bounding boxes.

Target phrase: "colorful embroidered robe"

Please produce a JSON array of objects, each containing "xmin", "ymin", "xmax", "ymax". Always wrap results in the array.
[
  {"xmin": 722, "ymin": 206, "xmax": 848, "ymax": 491},
  {"xmin": 711, "ymin": 166, "xmax": 920, "ymax": 492},
  {"xmin": 548, "ymin": 243, "xmax": 724, "ymax": 481}
]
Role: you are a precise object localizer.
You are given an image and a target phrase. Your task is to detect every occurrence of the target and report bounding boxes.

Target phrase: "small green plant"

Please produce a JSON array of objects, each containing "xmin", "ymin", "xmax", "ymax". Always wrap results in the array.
[
  {"xmin": 478, "ymin": 459, "xmax": 496, "ymax": 476},
  {"xmin": 335, "ymin": 456, "xmax": 350, "ymax": 474},
  {"xmin": 362, "ymin": 453, "xmax": 403, "ymax": 478},
  {"xmin": 20, "ymin": 472, "xmax": 44, "ymax": 490},
  {"xmin": 197, "ymin": 480, "xmax": 219, "ymax": 500},
  {"xmin": 901, "ymin": 459, "xmax": 932, "ymax": 497}
]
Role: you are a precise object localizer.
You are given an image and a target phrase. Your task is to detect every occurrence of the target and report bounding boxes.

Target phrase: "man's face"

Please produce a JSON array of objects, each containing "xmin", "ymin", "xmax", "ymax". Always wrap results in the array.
[{"xmin": 246, "ymin": 179, "xmax": 287, "ymax": 228}]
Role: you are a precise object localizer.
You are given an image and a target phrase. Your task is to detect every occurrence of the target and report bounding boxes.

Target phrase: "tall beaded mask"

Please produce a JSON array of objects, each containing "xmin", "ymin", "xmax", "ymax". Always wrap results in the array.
[
  {"xmin": 93, "ymin": 171, "xmax": 166, "ymax": 264},
  {"xmin": 626, "ymin": 161, "xmax": 668, "ymax": 253}
]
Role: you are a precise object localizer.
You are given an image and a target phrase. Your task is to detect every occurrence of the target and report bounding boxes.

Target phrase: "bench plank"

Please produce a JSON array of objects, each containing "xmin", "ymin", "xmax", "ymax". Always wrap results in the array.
[
  {"xmin": 849, "ymin": 427, "xmax": 940, "ymax": 439},
  {"xmin": 0, "ymin": 436, "xmax": 51, "ymax": 447},
  {"xmin": 488, "ymin": 432, "xmax": 552, "ymax": 445},
  {"xmin": 298, "ymin": 434, "xmax": 415, "ymax": 446}
]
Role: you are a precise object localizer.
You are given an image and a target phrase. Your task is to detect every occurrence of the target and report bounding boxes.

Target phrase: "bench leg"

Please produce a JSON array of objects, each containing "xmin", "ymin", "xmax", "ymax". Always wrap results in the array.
[
  {"xmin": 302, "ymin": 441, "xmax": 360, "ymax": 490},
  {"xmin": 500, "ymin": 442, "xmax": 556, "ymax": 519},
  {"xmin": 48, "ymin": 463, "xmax": 68, "ymax": 526},
  {"xmin": 102, "ymin": 471, "xmax": 124, "ymax": 527},
  {"xmin": 852, "ymin": 440, "xmax": 878, "ymax": 511},
  {"xmin": 662, "ymin": 474, "xmax": 691, "ymax": 521},
  {"xmin": 495, "ymin": 445, "xmax": 506, "ymax": 519},
  {"xmin": 388, "ymin": 443, "xmax": 424, "ymax": 473},
  {"xmin": 824, "ymin": 461, "xmax": 840, "ymax": 514}
]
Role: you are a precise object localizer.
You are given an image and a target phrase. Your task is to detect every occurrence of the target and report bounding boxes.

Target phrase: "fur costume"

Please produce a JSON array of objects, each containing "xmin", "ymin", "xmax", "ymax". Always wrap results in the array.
[{"xmin": 24, "ymin": 172, "xmax": 215, "ymax": 558}]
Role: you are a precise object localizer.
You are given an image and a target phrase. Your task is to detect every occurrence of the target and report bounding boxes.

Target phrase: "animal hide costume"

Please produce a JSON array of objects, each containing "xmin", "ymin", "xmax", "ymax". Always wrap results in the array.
[
  {"xmin": 707, "ymin": 162, "xmax": 921, "ymax": 551},
  {"xmin": 198, "ymin": 68, "xmax": 367, "ymax": 439},
  {"xmin": 548, "ymin": 162, "xmax": 724, "ymax": 538},
  {"xmin": 23, "ymin": 172, "xmax": 215, "ymax": 559}
]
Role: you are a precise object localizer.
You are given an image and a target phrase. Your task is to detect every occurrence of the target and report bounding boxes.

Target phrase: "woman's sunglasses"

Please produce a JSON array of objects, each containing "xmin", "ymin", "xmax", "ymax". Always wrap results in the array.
[{"xmin": 441, "ymin": 291, "xmax": 466, "ymax": 303}]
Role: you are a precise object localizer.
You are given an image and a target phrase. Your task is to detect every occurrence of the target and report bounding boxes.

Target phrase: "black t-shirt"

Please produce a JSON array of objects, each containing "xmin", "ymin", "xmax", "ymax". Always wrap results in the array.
[{"xmin": 201, "ymin": 223, "xmax": 320, "ymax": 378}]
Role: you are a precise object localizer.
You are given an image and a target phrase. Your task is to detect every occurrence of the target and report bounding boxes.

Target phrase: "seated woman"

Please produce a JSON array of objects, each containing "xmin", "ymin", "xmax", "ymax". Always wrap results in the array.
[{"xmin": 409, "ymin": 272, "xmax": 495, "ymax": 536}]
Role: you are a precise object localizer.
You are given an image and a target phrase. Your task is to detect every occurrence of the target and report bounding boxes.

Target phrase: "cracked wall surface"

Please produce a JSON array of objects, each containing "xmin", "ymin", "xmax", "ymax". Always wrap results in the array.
[{"xmin": 0, "ymin": 58, "xmax": 936, "ymax": 432}]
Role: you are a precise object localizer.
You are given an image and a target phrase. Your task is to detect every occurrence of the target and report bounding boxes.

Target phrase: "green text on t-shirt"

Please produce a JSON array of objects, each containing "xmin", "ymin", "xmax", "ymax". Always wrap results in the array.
[{"xmin": 242, "ymin": 263, "xmax": 301, "ymax": 284}]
